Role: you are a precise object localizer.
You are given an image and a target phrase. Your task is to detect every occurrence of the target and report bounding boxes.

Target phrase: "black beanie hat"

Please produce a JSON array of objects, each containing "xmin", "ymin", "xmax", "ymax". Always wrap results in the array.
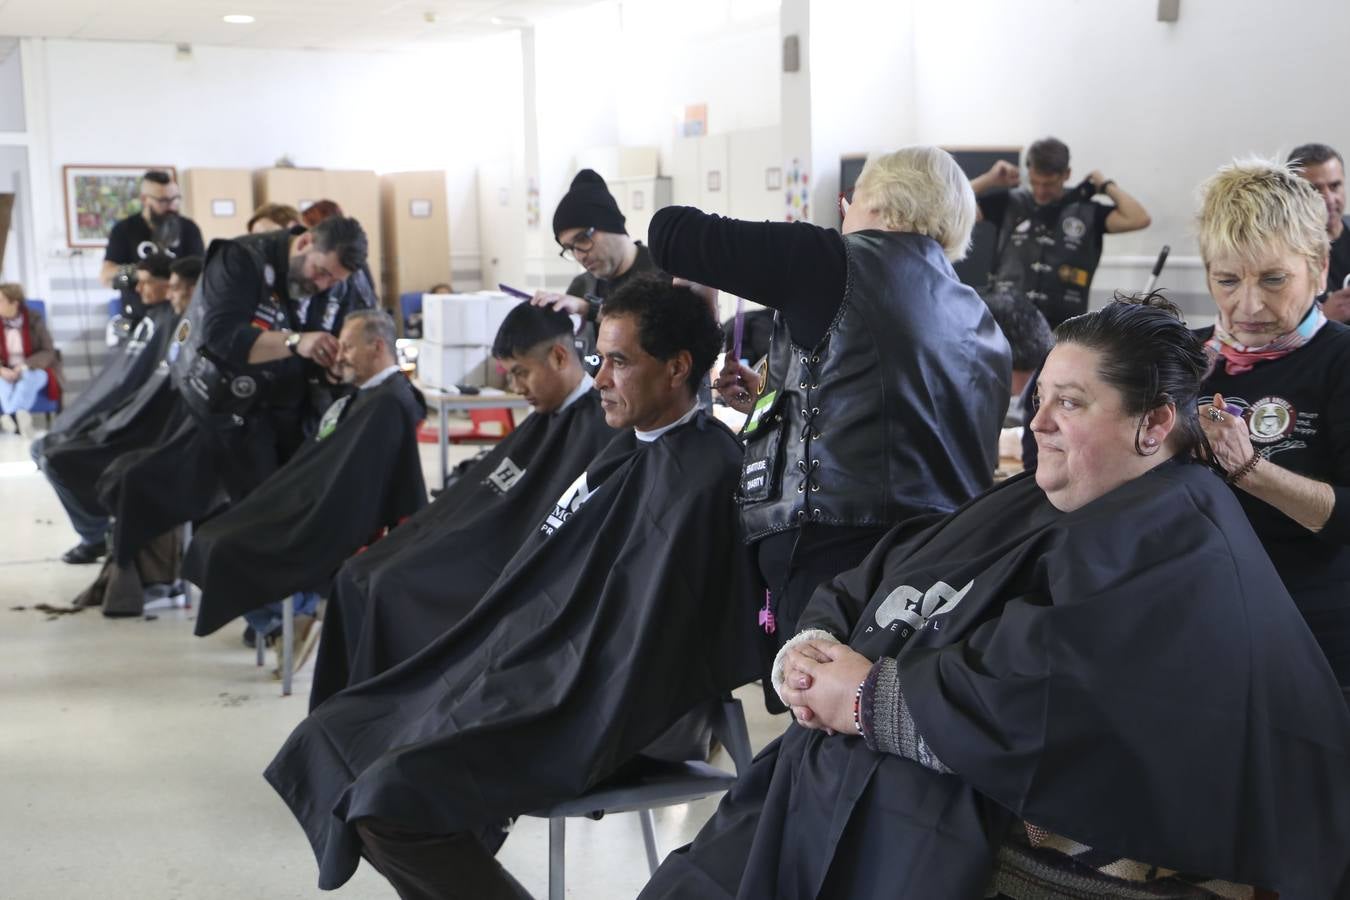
[{"xmin": 552, "ymin": 169, "xmax": 627, "ymax": 240}]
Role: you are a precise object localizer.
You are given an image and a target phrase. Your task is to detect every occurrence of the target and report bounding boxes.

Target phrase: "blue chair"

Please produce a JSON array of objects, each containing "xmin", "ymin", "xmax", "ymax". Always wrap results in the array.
[
  {"xmin": 21, "ymin": 299, "xmax": 61, "ymax": 418},
  {"xmin": 107, "ymin": 297, "xmax": 123, "ymax": 319},
  {"xmin": 399, "ymin": 291, "xmax": 424, "ymax": 338}
]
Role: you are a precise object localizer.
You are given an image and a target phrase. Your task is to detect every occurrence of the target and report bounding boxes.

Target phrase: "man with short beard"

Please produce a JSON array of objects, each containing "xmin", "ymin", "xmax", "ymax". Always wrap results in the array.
[
  {"xmin": 96, "ymin": 216, "xmax": 369, "ymax": 569},
  {"xmin": 99, "ymin": 170, "xmax": 205, "ymax": 288}
]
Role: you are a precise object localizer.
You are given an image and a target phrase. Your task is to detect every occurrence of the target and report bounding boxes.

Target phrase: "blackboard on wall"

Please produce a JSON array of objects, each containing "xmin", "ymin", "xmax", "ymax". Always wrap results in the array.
[{"xmin": 838, "ymin": 146, "xmax": 1021, "ymax": 290}]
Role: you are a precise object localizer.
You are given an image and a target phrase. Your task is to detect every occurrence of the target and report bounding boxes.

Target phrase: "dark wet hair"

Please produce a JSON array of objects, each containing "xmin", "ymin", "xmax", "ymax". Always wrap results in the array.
[
  {"xmin": 600, "ymin": 274, "xmax": 722, "ymax": 395},
  {"xmin": 1027, "ymin": 137, "xmax": 1070, "ymax": 174},
  {"xmin": 982, "ymin": 286, "xmax": 1053, "ymax": 372},
  {"xmin": 491, "ymin": 302, "xmax": 576, "ymax": 360},
  {"xmin": 170, "ymin": 256, "xmax": 203, "ymax": 285},
  {"xmin": 1052, "ymin": 291, "xmax": 1211, "ymax": 459},
  {"xmin": 135, "ymin": 251, "xmax": 173, "ymax": 280},
  {"xmin": 308, "ymin": 215, "xmax": 368, "ymax": 274}
]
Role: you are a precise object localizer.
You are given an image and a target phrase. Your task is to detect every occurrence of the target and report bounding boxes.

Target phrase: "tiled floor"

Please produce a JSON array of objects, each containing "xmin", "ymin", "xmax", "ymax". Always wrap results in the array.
[{"xmin": 0, "ymin": 427, "xmax": 785, "ymax": 900}]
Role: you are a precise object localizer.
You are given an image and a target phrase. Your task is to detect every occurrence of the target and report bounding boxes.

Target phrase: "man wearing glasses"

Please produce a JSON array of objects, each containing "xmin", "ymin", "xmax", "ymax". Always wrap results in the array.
[
  {"xmin": 531, "ymin": 169, "xmax": 659, "ymax": 340},
  {"xmin": 100, "ymin": 170, "xmax": 205, "ymax": 288}
]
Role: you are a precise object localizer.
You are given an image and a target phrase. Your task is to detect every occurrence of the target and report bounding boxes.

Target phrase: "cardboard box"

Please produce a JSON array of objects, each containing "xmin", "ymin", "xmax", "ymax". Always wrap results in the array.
[
  {"xmin": 380, "ymin": 171, "xmax": 451, "ymax": 306},
  {"xmin": 416, "ymin": 342, "xmax": 491, "ymax": 389},
  {"xmin": 423, "ymin": 291, "xmax": 518, "ymax": 346},
  {"xmin": 182, "ymin": 169, "xmax": 253, "ymax": 244}
]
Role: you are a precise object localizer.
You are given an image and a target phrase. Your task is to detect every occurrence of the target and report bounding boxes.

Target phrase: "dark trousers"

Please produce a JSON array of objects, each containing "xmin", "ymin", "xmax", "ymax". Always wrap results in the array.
[{"xmin": 354, "ymin": 818, "xmax": 530, "ymax": 900}]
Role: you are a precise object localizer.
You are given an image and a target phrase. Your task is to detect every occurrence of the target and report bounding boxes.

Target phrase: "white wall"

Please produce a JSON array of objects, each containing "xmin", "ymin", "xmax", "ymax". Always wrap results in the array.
[
  {"xmin": 799, "ymin": 0, "xmax": 1350, "ymax": 315},
  {"xmin": 19, "ymin": 34, "xmax": 525, "ymax": 387}
]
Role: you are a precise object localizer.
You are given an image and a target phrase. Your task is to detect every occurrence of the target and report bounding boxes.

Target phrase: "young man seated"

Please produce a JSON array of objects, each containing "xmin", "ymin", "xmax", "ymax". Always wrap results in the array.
[
  {"xmin": 184, "ymin": 309, "xmax": 427, "ymax": 672},
  {"xmin": 265, "ymin": 275, "xmax": 760, "ymax": 900},
  {"xmin": 309, "ymin": 301, "xmax": 616, "ymax": 708}
]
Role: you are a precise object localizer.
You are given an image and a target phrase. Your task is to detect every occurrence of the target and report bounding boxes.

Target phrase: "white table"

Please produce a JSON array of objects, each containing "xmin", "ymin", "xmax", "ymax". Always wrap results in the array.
[{"xmin": 418, "ymin": 386, "xmax": 533, "ymax": 487}]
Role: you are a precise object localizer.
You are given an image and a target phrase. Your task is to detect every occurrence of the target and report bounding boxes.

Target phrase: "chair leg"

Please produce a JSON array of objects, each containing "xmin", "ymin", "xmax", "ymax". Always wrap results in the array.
[
  {"xmin": 548, "ymin": 817, "xmax": 565, "ymax": 900},
  {"xmin": 255, "ymin": 631, "xmax": 266, "ymax": 667},
  {"xmin": 639, "ymin": 808, "xmax": 661, "ymax": 874},
  {"xmin": 280, "ymin": 593, "xmax": 295, "ymax": 696}
]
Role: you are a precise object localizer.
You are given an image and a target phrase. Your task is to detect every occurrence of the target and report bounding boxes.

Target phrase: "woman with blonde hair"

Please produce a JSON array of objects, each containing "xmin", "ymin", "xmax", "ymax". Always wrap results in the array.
[
  {"xmin": 648, "ymin": 147, "xmax": 1011, "ymax": 697},
  {"xmin": 1195, "ymin": 157, "xmax": 1350, "ymax": 690}
]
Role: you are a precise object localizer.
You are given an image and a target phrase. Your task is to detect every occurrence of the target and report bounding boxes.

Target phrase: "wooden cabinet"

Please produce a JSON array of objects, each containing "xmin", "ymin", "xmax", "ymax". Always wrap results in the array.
[
  {"xmin": 182, "ymin": 168, "xmax": 253, "ymax": 244},
  {"xmin": 380, "ymin": 171, "xmax": 451, "ymax": 304}
]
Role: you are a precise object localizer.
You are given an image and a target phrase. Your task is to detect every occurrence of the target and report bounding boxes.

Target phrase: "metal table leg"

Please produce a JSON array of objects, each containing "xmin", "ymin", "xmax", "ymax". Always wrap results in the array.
[
  {"xmin": 281, "ymin": 593, "xmax": 294, "ymax": 696},
  {"xmin": 438, "ymin": 397, "xmax": 449, "ymax": 488}
]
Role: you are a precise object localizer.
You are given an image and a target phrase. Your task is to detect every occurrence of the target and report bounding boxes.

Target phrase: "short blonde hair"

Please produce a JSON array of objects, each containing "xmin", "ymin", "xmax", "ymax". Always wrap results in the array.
[
  {"xmin": 0, "ymin": 283, "xmax": 24, "ymax": 306},
  {"xmin": 1196, "ymin": 157, "xmax": 1329, "ymax": 275},
  {"xmin": 853, "ymin": 146, "xmax": 977, "ymax": 261}
]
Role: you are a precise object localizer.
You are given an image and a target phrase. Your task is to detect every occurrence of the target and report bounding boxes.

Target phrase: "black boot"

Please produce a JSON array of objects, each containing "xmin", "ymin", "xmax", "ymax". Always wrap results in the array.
[{"xmin": 61, "ymin": 540, "xmax": 107, "ymax": 564}]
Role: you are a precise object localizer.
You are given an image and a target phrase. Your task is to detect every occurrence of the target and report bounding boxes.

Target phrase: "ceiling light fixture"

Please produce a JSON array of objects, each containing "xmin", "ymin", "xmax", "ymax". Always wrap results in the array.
[{"xmin": 223, "ymin": 14, "xmax": 255, "ymax": 24}]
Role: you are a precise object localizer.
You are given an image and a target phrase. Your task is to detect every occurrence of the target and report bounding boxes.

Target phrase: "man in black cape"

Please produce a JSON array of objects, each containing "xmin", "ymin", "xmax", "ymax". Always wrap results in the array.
[
  {"xmin": 639, "ymin": 463, "xmax": 1350, "ymax": 900},
  {"xmin": 184, "ymin": 309, "xmax": 427, "ymax": 641},
  {"xmin": 309, "ymin": 301, "xmax": 615, "ymax": 709},
  {"xmin": 95, "ymin": 216, "xmax": 370, "ymax": 566},
  {"xmin": 266, "ymin": 276, "xmax": 761, "ymax": 899},
  {"xmin": 33, "ymin": 253, "xmax": 198, "ymax": 565}
]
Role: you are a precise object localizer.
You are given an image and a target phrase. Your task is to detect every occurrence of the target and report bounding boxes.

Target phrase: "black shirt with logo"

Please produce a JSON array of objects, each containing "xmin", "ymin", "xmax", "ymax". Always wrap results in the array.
[
  {"xmin": 1199, "ymin": 322, "xmax": 1350, "ymax": 646},
  {"xmin": 103, "ymin": 213, "xmax": 205, "ymax": 265}
]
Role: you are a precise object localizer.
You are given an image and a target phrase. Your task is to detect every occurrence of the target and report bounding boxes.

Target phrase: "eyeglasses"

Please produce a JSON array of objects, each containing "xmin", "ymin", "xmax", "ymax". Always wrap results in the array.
[
  {"xmin": 558, "ymin": 227, "xmax": 596, "ymax": 261},
  {"xmin": 142, "ymin": 194, "xmax": 182, "ymax": 207}
]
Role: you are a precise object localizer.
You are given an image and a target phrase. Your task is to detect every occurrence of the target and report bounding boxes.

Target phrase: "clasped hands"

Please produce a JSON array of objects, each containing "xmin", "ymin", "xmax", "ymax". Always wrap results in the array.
[{"xmin": 778, "ymin": 639, "xmax": 875, "ymax": 736}]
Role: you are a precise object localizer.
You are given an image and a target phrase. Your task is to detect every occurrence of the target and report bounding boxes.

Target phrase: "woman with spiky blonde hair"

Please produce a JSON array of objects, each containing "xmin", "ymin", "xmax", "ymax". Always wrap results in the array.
[{"xmin": 1196, "ymin": 156, "xmax": 1350, "ymax": 690}]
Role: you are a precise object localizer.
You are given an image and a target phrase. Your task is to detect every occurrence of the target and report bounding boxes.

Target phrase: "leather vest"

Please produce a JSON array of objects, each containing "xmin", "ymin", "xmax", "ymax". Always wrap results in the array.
[
  {"xmin": 171, "ymin": 230, "xmax": 301, "ymax": 426},
  {"xmin": 738, "ymin": 232, "xmax": 1011, "ymax": 542},
  {"xmin": 991, "ymin": 186, "xmax": 1106, "ymax": 328}
]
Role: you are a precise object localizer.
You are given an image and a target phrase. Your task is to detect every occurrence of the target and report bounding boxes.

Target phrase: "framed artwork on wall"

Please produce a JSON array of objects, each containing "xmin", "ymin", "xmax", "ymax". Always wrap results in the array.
[{"xmin": 62, "ymin": 164, "xmax": 177, "ymax": 249}]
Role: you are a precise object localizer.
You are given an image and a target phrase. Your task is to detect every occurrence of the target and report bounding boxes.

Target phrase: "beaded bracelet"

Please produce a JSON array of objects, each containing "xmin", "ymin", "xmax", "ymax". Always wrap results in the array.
[
  {"xmin": 1227, "ymin": 449, "xmax": 1262, "ymax": 486},
  {"xmin": 852, "ymin": 680, "xmax": 866, "ymax": 736}
]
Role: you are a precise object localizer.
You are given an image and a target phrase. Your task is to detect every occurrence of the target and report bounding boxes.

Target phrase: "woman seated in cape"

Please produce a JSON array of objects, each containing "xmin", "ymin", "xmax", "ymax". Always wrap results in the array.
[{"xmin": 639, "ymin": 295, "xmax": 1350, "ymax": 900}]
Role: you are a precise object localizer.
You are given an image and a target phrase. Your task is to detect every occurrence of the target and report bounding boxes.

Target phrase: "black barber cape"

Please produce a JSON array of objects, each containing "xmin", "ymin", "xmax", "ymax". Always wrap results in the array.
[
  {"xmin": 39, "ymin": 301, "xmax": 180, "ymax": 452},
  {"xmin": 265, "ymin": 409, "xmax": 761, "ymax": 890},
  {"xmin": 310, "ymin": 387, "xmax": 615, "ymax": 709},
  {"xmin": 643, "ymin": 460, "xmax": 1350, "ymax": 900},
  {"xmin": 184, "ymin": 373, "xmax": 427, "ymax": 635},
  {"xmin": 41, "ymin": 365, "xmax": 186, "ymax": 515}
]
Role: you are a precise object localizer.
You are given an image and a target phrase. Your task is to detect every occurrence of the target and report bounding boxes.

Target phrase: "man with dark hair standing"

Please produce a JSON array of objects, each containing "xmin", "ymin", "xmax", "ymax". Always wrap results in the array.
[
  {"xmin": 97, "ymin": 216, "xmax": 370, "ymax": 568},
  {"xmin": 100, "ymin": 170, "xmax": 205, "ymax": 288},
  {"xmin": 1289, "ymin": 142, "xmax": 1350, "ymax": 322},
  {"xmin": 308, "ymin": 301, "xmax": 615, "ymax": 708},
  {"xmin": 530, "ymin": 169, "xmax": 660, "ymax": 350},
  {"xmin": 972, "ymin": 136, "xmax": 1151, "ymax": 327},
  {"xmin": 266, "ymin": 276, "xmax": 758, "ymax": 900}
]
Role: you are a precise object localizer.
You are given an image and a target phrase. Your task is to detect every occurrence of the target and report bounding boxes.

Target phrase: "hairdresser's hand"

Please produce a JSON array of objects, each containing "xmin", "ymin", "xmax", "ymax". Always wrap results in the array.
[
  {"xmin": 714, "ymin": 360, "xmax": 761, "ymax": 414},
  {"xmin": 530, "ymin": 291, "xmax": 590, "ymax": 318}
]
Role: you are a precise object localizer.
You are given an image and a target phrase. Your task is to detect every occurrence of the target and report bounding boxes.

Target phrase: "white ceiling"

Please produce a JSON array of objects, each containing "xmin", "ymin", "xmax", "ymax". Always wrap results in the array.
[{"xmin": 0, "ymin": 0, "xmax": 606, "ymax": 52}]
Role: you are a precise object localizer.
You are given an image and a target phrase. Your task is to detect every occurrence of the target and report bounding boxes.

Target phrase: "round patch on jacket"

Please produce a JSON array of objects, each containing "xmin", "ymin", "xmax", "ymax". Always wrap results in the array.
[
  {"xmin": 230, "ymin": 375, "xmax": 257, "ymax": 399},
  {"xmin": 175, "ymin": 319, "xmax": 191, "ymax": 343},
  {"xmin": 1246, "ymin": 396, "xmax": 1295, "ymax": 443},
  {"xmin": 1061, "ymin": 216, "xmax": 1087, "ymax": 240}
]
